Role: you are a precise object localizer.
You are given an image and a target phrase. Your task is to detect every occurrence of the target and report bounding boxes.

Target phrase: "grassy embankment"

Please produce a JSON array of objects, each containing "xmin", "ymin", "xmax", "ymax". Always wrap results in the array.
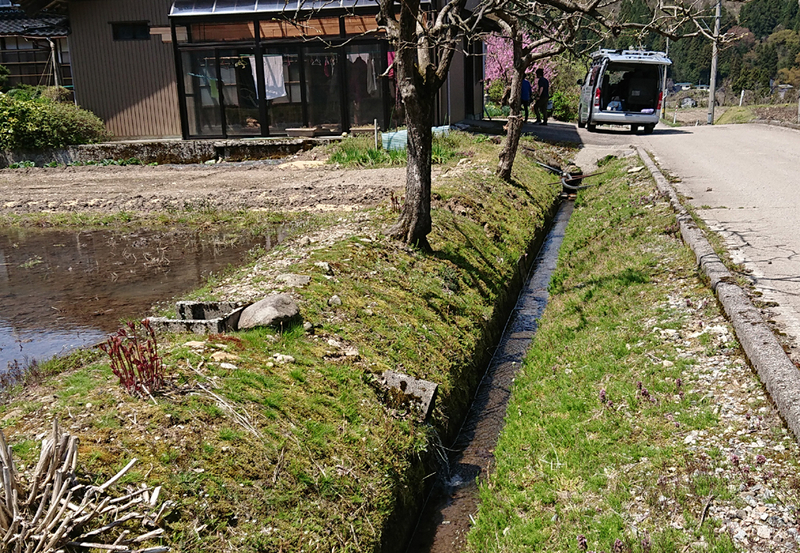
[
  {"xmin": 0, "ymin": 132, "xmax": 566, "ymax": 551},
  {"xmin": 466, "ymin": 156, "xmax": 800, "ymax": 551}
]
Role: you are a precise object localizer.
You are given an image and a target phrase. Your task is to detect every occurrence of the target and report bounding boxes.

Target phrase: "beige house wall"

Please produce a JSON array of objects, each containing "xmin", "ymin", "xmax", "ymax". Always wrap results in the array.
[{"xmin": 68, "ymin": 0, "xmax": 180, "ymax": 139}]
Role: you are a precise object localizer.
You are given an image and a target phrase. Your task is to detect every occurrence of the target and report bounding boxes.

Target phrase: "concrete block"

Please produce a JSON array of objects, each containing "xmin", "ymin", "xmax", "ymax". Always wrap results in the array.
[
  {"xmin": 148, "ymin": 316, "xmax": 227, "ymax": 334},
  {"xmin": 176, "ymin": 301, "xmax": 244, "ymax": 321},
  {"xmin": 378, "ymin": 370, "xmax": 438, "ymax": 421}
]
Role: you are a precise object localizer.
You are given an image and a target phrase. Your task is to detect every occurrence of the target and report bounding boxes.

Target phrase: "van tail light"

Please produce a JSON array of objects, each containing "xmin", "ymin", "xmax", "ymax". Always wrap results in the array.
[
  {"xmin": 594, "ymin": 88, "xmax": 601, "ymax": 108},
  {"xmin": 657, "ymin": 91, "xmax": 663, "ymax": 111}
]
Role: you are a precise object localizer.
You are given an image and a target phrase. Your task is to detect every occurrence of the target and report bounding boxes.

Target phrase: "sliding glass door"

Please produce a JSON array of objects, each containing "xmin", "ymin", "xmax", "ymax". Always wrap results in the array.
[{"xmin": 303, "ymin": 47, "xmax": 342, "ymax": 133}]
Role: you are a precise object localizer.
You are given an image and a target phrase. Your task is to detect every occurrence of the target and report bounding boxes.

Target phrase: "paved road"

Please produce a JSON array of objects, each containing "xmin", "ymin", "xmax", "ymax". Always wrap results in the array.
[
  {"xmin": 516, "ymin": 120, "xmax": 800, "ymax": 363},
  {"xmin": 638, "ymin": 124, "xmax": 800, "ymax": 362}
]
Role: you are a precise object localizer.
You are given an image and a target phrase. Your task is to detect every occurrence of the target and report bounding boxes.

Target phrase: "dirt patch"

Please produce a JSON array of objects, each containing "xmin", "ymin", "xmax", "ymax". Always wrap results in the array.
[
  {"xmin": 754, "ymin": 104, "xmax": 798, "ymax": 122},
  {"xmin": 0, "ymin": 150, "xmax": 409, "ymax": 215}
]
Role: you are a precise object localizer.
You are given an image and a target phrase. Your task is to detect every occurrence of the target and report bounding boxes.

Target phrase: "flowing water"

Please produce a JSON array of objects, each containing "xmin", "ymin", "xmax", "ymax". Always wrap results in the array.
[
  {"xmin": 407, "ymin": 201, "xmax": 574, "ymax": 552},
  {"xmin": 0, "ymin": 226, "xmax": 284, "ymax": 370}
]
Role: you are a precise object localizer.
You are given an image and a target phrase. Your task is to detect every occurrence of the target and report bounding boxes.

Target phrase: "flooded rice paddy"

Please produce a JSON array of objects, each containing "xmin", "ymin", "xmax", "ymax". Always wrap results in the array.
[{"xmin": 0, "ymin": 226, "xmax": 282, "ymax": 370}]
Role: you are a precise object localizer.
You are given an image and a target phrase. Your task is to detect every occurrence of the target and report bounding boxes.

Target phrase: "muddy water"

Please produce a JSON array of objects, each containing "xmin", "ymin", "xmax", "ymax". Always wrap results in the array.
[
  {"xmin": 407, "ymin": 201, "xmax": 574, "ymax": 552},
  {"xmin": 0, "ymin": 227, "xmax": 282, "ymax": 370}
]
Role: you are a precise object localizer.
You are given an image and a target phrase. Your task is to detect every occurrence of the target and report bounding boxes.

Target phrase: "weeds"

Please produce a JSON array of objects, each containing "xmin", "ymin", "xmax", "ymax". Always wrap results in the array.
[
  {"xmin": 7, "ymin": 160, "xmax": 35, "ymax": 169},
  {"xmin": 100, "ymin": 319, "xmax": 165, "ymax": 397},
  {"xmin": 327, "ymin": 131, "xmax": 466, "ymax": 167}
]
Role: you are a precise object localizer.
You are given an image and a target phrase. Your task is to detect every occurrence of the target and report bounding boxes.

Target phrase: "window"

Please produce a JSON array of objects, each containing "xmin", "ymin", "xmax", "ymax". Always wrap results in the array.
[{"xmin": 112, "ymin": 22, "xmax": 151, "ymax": 41}]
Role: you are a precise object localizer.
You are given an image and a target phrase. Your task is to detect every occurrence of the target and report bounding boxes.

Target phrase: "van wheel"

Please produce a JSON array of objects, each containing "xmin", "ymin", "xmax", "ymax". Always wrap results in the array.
[
  {"xmin": 643, "ymin": 124, "xmax": 655, "ymax": 134},
  {"xmin": 631, "ymin": 124, "xmax": 639, "ymax": 133},
  {"xmin": 587, "ymin": 123, "xmax": 596, "ymax": 132},
  {"xmin": 577, "ymin": 117, "xmax": 586, "ymax": 129}
]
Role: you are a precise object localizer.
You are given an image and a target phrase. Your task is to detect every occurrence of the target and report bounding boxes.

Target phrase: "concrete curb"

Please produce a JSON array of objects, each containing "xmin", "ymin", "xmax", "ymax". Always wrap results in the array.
[{"xmin": 637, "ymin": 147, "xmax": 800, "ymax": 443}]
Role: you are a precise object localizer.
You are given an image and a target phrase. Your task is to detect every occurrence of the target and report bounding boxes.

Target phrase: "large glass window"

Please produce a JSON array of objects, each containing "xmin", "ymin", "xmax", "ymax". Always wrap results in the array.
[
  {"xmin": 219, "ymin": 50, "xmax": 261, "ymax": 135},
  {"xmin": 304, "ymin": 47, "xmax": 341, "ymax": 133},
  {"xmin": 345, "ymin": 44, "xmax": 384, "ymax": 129},
  {"xmin": 174, "ymin": 14, "xmax": 395, "ymax": 137},
  {"xmin": 263, "ymin": 51, "xmax": 302, "ymax": 134},
  {"xmin": 181, "ymin": 49, "xmax": 223, "ymax": 136}
]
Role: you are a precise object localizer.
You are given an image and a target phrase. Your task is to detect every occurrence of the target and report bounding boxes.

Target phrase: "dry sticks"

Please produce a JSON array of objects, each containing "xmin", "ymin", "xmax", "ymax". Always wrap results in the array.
[{"xmin": 0, "ymin": 420, "xmax": 170, "ymax": 553}]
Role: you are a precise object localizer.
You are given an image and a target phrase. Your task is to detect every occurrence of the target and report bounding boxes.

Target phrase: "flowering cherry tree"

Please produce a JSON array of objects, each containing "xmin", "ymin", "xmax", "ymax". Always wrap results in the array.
[{"xmin": 484, "ymin": 32, "xmax": 556, "ymax": 88}]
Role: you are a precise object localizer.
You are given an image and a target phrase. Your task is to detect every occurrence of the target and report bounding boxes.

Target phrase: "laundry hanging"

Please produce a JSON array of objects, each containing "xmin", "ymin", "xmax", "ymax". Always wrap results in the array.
[{"xmin": 249, "ymin": 54, "xmax": 287, "ymax": 100}]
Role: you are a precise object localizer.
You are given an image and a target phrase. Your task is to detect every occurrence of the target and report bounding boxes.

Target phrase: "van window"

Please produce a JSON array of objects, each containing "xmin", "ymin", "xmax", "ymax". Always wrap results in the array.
[
  {"xmin": 589, "ymin": 65, "xmax": 600, "ymax": 87},
  {"xmin": 601, "ymin": 62, "xmax": 660, "ymax": 112}
]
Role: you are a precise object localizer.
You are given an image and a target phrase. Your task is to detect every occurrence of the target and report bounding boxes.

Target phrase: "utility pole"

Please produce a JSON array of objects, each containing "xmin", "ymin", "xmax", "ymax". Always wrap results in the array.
[
  {"xmin": 661, "ymin": 37, "xmax": 669, "ymax": 120},
  {"xmin": 707, "ymin": 0, "xmax": 721, "ymax": 125}
]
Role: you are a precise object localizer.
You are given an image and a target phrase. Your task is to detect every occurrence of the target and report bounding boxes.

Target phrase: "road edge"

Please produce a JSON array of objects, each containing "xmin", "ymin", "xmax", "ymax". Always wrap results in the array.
[{"xmin": 637, "ymin": 146, "xmax": 800, "ymax": 443}]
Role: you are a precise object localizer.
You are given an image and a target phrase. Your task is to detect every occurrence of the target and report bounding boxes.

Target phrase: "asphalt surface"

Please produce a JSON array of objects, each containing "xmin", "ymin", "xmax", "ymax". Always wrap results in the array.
[
  {"xmin": 500, "ymin": 119, "xmax": 800, "ymax": 366},
  {"xmin": 638, "ymin": 124, "xmax": 800, "ymax": 366}
]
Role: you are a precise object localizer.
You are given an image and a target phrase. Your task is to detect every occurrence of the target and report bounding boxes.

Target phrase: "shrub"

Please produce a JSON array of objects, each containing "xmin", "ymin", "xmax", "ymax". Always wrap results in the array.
[
  {"xmin": 550, "ymin": 90, "xmax": 579, "ymax": 122},
  {"xmin": 0, "ymin": 92, "xmax": 109, "ymax": 150},
  {"xmin": 0, "ymin": 65, "xmax": 8, "ymax": 91},
  {"xmin": 486, "ymin": 79, "xmax": 507, "ymax": 104}
]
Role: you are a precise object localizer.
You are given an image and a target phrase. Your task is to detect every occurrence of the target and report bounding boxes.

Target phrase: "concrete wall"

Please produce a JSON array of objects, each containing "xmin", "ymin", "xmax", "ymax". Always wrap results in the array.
[{"xmin": 68, "ymin": 0, "xmax": 181, "ymax": 139}]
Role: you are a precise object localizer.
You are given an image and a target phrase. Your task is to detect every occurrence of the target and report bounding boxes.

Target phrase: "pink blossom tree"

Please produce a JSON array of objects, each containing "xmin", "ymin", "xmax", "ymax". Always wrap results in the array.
[{"xmin": 484, "ymin": 32, "xmax": 557, "ymax": 90}]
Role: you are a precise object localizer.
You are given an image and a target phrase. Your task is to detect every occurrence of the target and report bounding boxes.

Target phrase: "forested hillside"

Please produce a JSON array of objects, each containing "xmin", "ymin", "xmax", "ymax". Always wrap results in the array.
[{"xmin": 613, "ymin": 0, "xmax": 800, "ymax": 96}]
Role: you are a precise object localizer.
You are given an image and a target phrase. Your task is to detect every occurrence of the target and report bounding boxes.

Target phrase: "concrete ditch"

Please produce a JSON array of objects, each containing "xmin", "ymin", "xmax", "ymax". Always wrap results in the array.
[
  {"xmin": 637, "ymin": 146, "xmax": 800, "ymax": 443},
  {"xmin": 378, "ymin": 196, "xmax": 562, "ymax": 553}
]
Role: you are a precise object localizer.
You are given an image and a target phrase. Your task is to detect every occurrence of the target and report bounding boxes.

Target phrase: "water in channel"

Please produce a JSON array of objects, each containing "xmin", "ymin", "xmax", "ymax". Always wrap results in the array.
[
  {"xmin": 0, "ymin": 226, "xmax": 284, "ymax": 371},
  {"xmin": 407, "ymin": 200, "xmax": 574, "ymax": 552}
]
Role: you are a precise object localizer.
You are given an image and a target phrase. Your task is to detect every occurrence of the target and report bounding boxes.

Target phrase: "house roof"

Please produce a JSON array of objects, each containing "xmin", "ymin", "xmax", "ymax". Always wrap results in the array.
[
  {"xmin": 15, "ymin": 0, "xmax": 66, "ymax": 16},
  {"xmin": 0, "ymin": 6, "xmax": 68, "ymax": 36}
]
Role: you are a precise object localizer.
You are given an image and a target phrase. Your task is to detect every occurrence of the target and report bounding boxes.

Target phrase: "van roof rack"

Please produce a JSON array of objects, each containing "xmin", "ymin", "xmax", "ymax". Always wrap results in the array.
[{"xmin": 590, "ymin": 49, "xmax": 671, "ymax": 64}]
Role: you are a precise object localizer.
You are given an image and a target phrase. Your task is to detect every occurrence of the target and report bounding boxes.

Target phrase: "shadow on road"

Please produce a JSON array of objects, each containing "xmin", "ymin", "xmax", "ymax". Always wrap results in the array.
[{"xmin": 459, "ymin": 118, "xmax": 690, "ymax": 145}]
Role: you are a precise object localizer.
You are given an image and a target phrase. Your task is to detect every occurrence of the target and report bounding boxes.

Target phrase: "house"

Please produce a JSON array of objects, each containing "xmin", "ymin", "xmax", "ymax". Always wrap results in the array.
[
  {"xmin": 19, "ymin": 0, "xmax": 484, "ymax": 140},
  {"xmin": 0, "ymin": 0, "xmax": 70, "ymax": 88}
]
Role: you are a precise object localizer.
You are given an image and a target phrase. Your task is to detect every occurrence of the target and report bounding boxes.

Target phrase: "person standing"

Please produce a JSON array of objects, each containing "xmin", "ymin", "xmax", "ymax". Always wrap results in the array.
[
  {"xmin": 533, "ymin": 68, "xmax": 549, "ymax": 125},
  {"xmin": 521, "ymin": 77, "xmax": 532, "ymax": 122}
]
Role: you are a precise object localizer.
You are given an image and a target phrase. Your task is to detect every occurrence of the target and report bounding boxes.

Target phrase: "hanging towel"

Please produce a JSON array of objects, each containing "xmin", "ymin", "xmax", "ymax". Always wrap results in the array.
[
  {"xmin": 203, "ymin": 67, "xmax": 219, "ymax": 101},
  {"xmin": 366, "ymin": 55, "xmax": 377, "ymax": 95},
  {"xmin": 387, "ymin": 51, "xmax": 396, "ymax": 79},
  {"xmin": 249, "ymin": 54, "xmax": 287, "ymax": 100}
]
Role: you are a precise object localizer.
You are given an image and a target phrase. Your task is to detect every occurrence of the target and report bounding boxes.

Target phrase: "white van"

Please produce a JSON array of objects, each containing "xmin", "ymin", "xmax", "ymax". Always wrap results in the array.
[{"xmin": 577, "ymin": 49, "xmax": 671, "ymax": 134}]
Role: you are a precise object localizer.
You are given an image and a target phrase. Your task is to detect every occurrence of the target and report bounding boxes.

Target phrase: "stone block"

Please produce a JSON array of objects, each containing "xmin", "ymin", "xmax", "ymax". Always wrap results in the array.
[{"xmin": 378, "ymin": 370, "xmax": 438, "ymax": 421}]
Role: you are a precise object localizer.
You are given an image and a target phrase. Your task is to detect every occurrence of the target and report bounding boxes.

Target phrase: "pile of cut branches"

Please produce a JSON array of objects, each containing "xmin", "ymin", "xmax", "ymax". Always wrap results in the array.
[{"xmin": 0, "ymin": 420, "xmax": 170, "ymax": 553}]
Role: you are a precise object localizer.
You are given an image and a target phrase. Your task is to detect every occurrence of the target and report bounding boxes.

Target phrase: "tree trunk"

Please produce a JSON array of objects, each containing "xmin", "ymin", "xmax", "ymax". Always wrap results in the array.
[
  {"xmin": 496, "ymin": 31, "xmax": 526, "ymax": 182},
  {"xmin": 387, "ymin": 85, "xmax": 435, "ymax": 250},
  {"xmin": 386, "ymin": 0, "xmax": 438, "ymax": 250}
]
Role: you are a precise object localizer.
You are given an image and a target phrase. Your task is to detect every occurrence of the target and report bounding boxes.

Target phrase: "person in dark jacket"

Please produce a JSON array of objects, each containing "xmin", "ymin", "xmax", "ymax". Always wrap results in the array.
[
  {"xmin": 533, "ymin": 68, "xmax": 549, "ymax": 125},
  {"xmin": 521, "ymin": 77, "xmax": 532, "ymax": 122}
]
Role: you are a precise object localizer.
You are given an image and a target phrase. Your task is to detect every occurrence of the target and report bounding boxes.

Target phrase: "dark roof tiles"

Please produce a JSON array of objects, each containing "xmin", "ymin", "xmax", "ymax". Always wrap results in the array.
[{"xmin": 0, "ymin": 7, "xmax": 68, "ymax": 37}]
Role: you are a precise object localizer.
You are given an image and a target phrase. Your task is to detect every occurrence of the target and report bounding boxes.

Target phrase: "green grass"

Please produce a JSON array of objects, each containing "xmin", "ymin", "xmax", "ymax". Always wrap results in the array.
[
  {"xmin": 715, "ymin": 106, "xmax": 757, "ymax": 125},
  {"xmin": 0, "ymin": 134, "xmax": 566, "ymax": 551},
  {"xmin": 327, "ymin": 130, "xmax": 473, "ymax": 168},
  {"xmin": 467, "ymin": 158, "xmax": 740, "ymax": 553}
]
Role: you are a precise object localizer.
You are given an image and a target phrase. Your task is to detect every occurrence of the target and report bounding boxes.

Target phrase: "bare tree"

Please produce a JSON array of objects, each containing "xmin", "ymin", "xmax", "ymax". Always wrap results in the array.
[
  {"xmin": 492, "ymin": 16, "xmax": 573, "ymax": 181},
  {"xmin": 377, "ymin": 0, "xmax": 492, "ymax": 249},
  {"xmin": 491, "ymin": 0, "xmax": 737, "ymax": 182}
]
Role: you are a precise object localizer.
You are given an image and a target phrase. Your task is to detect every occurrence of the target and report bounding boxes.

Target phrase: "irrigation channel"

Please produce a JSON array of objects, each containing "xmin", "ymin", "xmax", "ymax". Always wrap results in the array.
[
  {"xmin": 406, "ymin": 200, "xmax": 574, "ymax": 552},
  {"xmin": 0, "ymin": 226, "xmax": 285, "ymax": 371}
]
